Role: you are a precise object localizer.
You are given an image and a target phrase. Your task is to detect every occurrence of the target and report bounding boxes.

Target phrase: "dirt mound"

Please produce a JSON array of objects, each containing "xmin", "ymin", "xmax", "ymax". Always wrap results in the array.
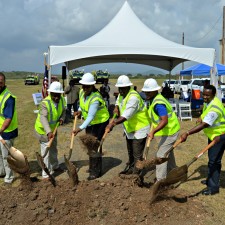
[{"xmin": 0, "ymin": 176, "xmax": 219, "ymax": 225}]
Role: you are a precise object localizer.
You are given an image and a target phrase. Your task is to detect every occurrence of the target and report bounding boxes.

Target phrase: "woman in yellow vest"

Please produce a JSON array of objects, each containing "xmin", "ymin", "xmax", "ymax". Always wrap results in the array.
[
  {"xmin": 180, "ymin": 85, "xmax": 225, "ymax": 195},
  {"xmin": 73, "ymin": 73, "xmax": 109, "ymax": 180},
  {"xmin": 106, "ymin": 75, "xmax": 150, "ymax": 181},
  {"xmin": 35, "ymin": 81, "xmax": 66, "ymax": 179},
  {"xmin": 141, "ymin": 78, "xmax": 180, "ymax": 182}
]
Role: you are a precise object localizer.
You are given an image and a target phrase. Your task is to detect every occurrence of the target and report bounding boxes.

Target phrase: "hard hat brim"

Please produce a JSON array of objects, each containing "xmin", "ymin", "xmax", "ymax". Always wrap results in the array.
[
  {"xmin": 115, "ymin": 82, "xmax": 133, "ymax": 87},
  {"xmin": 47, "ymin": 89, "xmax": 64, "ymax": 93},
  {"xmin": 79, "ymin": 80, "xmax": 96, "ymax": 85},
  {"xmin": 142, "ymin": 86, "xmax": 161, "ymax": 92}
]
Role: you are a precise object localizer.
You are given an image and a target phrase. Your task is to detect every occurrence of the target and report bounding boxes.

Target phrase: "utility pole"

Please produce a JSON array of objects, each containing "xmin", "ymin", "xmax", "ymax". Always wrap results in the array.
[
  {"xmin": 222, "ymin": 6, "xmax": 225, "ymax": 65},
  {"xmin": 181, "ymin": 32, "xmax": 184, "ymax": 80}
]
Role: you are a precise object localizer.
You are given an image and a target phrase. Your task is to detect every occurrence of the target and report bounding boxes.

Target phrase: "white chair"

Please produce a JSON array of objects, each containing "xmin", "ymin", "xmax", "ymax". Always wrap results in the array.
[
  {"xmin": 178, "ymin": 102, "xmax": 192, "ymax": 121},
  {"xmin": 170, "ymin": 103, "xmax": 178, "ymax": 117}
]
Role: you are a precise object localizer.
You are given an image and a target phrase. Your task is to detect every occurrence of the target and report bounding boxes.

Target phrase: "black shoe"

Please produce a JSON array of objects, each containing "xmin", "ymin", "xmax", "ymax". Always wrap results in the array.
[
  {"xmin": 201, "ymin": 180, "xmax": 208, "ymax": 185},
  {"xmin": 202, "ymin": 188, "xmax": 219, "ymax": 196},
  {"xmin": 119, "ymin": 167, "xmax": 133, "ymax": 175},
  {"xmin": 87, "ymin": 174, "xmax": 99, "ymax": 181}
]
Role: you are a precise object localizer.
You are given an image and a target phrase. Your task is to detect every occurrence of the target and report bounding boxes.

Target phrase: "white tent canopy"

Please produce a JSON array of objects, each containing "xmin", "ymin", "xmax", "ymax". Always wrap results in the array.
[{"xmin": 48, "ymin": 1, "xmax": 216, "ymax": 74}]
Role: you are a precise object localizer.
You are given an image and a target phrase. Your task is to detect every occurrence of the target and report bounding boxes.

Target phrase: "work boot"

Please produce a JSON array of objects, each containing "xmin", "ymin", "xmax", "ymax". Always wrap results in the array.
[
  {"xmin": 87, "ymin": 157, "xmax": 102, "ymax": 181},
  {"xmin": 119, "ymin": 163, "xmax": 134, "ymax": 175}
]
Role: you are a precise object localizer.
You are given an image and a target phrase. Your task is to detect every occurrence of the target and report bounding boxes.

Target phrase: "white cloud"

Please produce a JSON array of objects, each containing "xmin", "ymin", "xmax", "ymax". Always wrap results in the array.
[{"xmin": 0, "ymin": 0, "xmax": 224, "ymax": 74}]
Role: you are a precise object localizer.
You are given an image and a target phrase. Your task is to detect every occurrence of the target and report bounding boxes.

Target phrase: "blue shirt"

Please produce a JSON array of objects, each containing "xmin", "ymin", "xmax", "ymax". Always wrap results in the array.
[
  {"xmin": 154, "ymin": 104, "xmax": 167, "ymax": 117},
  {"xmin": 2, "ymin": 96, "xmax": 18, "ymax": 140}
]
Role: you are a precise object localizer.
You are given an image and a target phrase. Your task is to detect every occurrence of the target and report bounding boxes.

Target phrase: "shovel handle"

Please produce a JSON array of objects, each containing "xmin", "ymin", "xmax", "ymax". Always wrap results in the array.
[
  {"xmin": 187, "ymin": 140, "xmax": 216, "ymax": 168},
  {"xmin": 144, "ymin": 126, "xmax": 153, "ymax": 160},
  {"xmin": 70, "ymin": 115, "xmax": 78, "ymax": 149},
  {"xmin": 97, "ymin": 114, "xmax": 117, "ymax": 153},
  {"xmin": 47, "ymin": 122, "xmax": 60, "ymax": 148},
  {"xmin": 67, "ymin": 115, "xmax": 78, "ymax": 160},
  {"xmin": 195, "ymin": 140, "xmax": 216, "ymax": 159},
  {"xmin": 164, "ymin": 138, "xmax": 182, "ymax": 158},
  {"xmin": 42, "ymin": 122, "xmax": 60, "ymax": 158}
]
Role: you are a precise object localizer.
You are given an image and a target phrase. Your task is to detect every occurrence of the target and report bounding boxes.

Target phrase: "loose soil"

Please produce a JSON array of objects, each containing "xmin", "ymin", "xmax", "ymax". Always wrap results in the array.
[
  {"xmin": 0, "ymin": 84, "xmax": 223, "ymax": 225},
  {"xmin": 0, "ymin": 122, "xmax": 221, "ymax": 225},
  {"xmin": 0, "ymin": 176, "xmax": 220, "ymax": 225}
]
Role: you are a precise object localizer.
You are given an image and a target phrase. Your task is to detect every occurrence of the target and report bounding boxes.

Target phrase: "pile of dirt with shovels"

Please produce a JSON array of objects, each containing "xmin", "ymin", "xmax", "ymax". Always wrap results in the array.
[{"xmin": 0, "ymin": 176, "xmax": 221, "ymax": 225}]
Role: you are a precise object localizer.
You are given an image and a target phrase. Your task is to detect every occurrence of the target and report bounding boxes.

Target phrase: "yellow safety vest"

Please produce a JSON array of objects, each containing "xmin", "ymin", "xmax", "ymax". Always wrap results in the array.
[
  {"xmin": 118, "ymin": 88, "xmax": 150, "ymax": 133},
  {"xmin": 201, "ymin": 96, "xmax": 225, "ymax": 140},
  {"xmin": 0, "ymin": 88, "xmax": 18, "ymax": 132},
  {"xmin": 35, "ymin": 95, "xmax": 65, "ymax": 135},
  {"xmin": 148, "ymin": 94, "xmax": 180, "ymax": 136},
  {"xmin": 79, "ymin": 89, "xmax": 109, "ymax": 125}
]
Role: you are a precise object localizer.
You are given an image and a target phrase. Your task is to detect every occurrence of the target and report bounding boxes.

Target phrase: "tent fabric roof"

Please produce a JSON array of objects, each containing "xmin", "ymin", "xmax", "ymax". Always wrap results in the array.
[
  {"xmin": 180, "ymin": 63, "xmax": 225, "ymax": 76},
  {"xmin": 49, "ymin": 1, "xmax": 216, "ymax": 71}
]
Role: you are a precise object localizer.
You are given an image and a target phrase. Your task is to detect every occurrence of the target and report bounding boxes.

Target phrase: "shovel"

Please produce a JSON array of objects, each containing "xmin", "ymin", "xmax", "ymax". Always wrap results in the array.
[
  {"xmin": 150, "ymin": 140, "xmax": 216, "ymax": 204},
  {"xmin": 0, "ymin": 136, "xmax": 30, "ymax": 174},
  {"xmin": 136, "ymin": 138, "xmax": 182, "ymax": 170},
  {"xmin": 96, "ymin": 113, "xmax": 117, "ymax": 154},
  {"xmin": 64, "ymin": 115, "xmax": 79, "ymax": 187},
  {"xmin": 42, "ymin": 122, "xmax": 60, "ymax": 158},
  {"xmin": 36, "ymin": 122, "xmax": 59, "ymax": 186}
]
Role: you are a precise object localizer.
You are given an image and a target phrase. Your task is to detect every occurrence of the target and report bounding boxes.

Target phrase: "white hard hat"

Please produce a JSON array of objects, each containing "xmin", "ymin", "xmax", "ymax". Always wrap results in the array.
[
  {"xmin": 142, "ymin": 78, "xmax": 161, "ymax": 92},
  {"xmin": 79, "ymin": 73, "xmax": 96, "ymax": 85},
  {"xmin": 47, "ymin": 81, "xmax": 64, "ymax": 93},
  {"xmin": 115, "ymin": 75, "xmax": 133, "ymax": 87}
]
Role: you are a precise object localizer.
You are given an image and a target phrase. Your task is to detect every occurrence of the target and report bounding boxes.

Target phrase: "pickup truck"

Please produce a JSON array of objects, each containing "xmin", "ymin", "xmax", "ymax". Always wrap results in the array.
[
  {"xmin": 173, "ymin": 79, "xmax": 189, "ymax": 94},
  {"xmin": 161, "ymin": 79, "xmax": 176, "ymax": 91},
  {"xmin": 187, "ymin": 78, "xmax": 210, "ymax": 94},
  {"xmin": 70, "ymin": 70, "xmax": 84, "ymax": 84},
  {"xmin": 95, "ymin": 70, "xmax": 110, "ymax": 84},
  {"xmin": 24, "ymin": 74, "xmax": 40, "ymax": 85}
]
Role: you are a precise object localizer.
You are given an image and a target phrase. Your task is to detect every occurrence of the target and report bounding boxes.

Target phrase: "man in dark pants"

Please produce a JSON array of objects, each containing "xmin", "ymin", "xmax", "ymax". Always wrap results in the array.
[
  {"xmin": 180, "ymin": 85, "xmax": 225, "ymax": 195},
  {"xmin": 106, "ymin": 75, "xmax": 150, "ymax": 178}
]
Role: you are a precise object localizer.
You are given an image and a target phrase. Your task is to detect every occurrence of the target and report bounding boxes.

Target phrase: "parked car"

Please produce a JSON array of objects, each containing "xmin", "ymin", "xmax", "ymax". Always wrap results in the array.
[
  {"xmin": 161, "ymin": 79, "xmax": 176, "ymax": 91},
  {"xmin": 187, "ymin": 78, "xmax": 206, "ymax": 94},
  {"xmin": 173, "ymin": 79, "xmax": 189, "ymax": 94}
]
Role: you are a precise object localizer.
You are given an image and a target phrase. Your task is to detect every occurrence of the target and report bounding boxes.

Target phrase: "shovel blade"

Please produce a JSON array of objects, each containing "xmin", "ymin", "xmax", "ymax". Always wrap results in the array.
[
  {"xmin": 64, "ymin": 155, "xmax": 79, "ymax": 187},
  {"xmin": 7, "ymin": 155, "xmax": 30, "ymax": 174},
  {"xmin": 36, "ymin": 152, "xmax": 56, "ymax": 187}
]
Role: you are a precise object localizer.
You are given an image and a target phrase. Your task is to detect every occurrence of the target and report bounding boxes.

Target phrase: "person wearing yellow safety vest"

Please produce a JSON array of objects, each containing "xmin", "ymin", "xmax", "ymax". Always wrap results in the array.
[
  {"xmin": 0, "ymin": 72, "xmax": 18, "ymax": 185},
  {"xmin": 35, "ymin": 81, "xmax": 66, "ymax": 179},
  {"xmin": 141, "ymin": 78, "xmax": 180, "ymax": 182},
  {"xmin": 73, "ymin": 73, "xmax": 109, "ymax": 180},
  {"xmin": 180, "ymin": 85, "xmax": 225, "ymax": 196},
  {"xmin": 106, "ymin": 75, "xmax": 150, "ymax": 182}
]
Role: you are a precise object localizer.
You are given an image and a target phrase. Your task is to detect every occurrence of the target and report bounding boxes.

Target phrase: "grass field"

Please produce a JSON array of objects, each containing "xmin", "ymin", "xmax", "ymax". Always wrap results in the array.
[{"xmin": 2, "ymin": 78, "xmax": 225, "ymax": 223}]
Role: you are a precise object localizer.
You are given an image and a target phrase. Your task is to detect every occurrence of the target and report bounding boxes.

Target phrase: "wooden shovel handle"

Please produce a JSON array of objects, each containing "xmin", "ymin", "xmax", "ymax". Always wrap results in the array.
[
  {"xmin": 70, "ymin": 115, "xmax": 77, "ymax": 149},
  {"xmin": 43, "ymin": 122, "xmax": 60, "ymax": 158},
  {"xmin": 195, "ymin": 140, "xmax": 216, "ymax": 159},
  {"xmin": 163, "ymin": 138, "xmax": 182, "ymax": 158},
  {"xmin": 47, "ymin": 122, "xmax": 60, "ymax": 148},
  {"xmin": 186, "ymin": 140, "xmax": 216, "ymax": 168},
  {"xmin": 97, "ymin": 114, "xmax": 117, "ymax": 153},
  {"xmin": 66, "ymin": 116, "xmax": 78, "ymax": 160}
]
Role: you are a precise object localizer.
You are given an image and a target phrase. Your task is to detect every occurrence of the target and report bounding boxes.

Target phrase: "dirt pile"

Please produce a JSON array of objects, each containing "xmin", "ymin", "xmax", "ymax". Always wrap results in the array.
[{"xmin": 0, "ymin": 176, "xmax": 220, "ymax": 225}]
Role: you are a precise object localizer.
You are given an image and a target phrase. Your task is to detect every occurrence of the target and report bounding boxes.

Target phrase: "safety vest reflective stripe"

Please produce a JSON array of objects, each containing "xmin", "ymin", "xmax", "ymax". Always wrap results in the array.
[
  {"xmin": 149, "ymin": 94, "xmax": 180, "ymax": 136},
  {"xmin": 0, "ymin": 91, "xmax": 10, "ymax": 116}
]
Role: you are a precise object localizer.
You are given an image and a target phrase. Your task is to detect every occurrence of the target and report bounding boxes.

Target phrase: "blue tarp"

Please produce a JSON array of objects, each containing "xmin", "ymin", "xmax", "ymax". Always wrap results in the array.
[{"xmin": 180, "ymin": 63, "xmax": 225, "ymax": 76}]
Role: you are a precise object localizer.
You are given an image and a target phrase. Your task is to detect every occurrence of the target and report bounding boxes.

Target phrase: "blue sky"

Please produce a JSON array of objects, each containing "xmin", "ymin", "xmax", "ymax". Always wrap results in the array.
[{"xmin": 1, "ymin": 0, "xmax": 225, "ymax": 75}]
